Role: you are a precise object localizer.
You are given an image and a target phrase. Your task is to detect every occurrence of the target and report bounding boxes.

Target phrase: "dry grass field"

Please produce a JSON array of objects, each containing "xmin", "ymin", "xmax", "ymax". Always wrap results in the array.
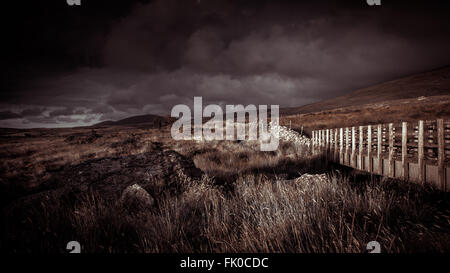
[
  {"xmin": 280, "ymin": 95, "xmax": 450, "ymax": 136},
  {"xmin": 1, "ymin": 123, "xmax": 449, "ymax": 253}
]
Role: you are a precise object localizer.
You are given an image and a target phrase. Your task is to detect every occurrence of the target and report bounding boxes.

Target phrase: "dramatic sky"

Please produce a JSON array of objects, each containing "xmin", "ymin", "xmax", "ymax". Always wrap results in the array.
[{"xmin": 1, "ymin": 0, "xmax": 450, "ymax": 128}]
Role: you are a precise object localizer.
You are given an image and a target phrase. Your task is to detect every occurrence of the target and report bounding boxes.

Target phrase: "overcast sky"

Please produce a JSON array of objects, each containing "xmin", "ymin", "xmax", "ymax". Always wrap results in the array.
[{"xmin": 1, "ymin": 0, "xmax": 450, "ymax": 128}]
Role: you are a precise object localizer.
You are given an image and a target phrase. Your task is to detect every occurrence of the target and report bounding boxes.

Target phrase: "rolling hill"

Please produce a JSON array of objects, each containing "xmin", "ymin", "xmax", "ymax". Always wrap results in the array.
[
  {"xmin": 94, "ymin": 114, "xmax": 174, "ymax": 128},
  {"xmin": 281, "ymin": 66, "xmax": 450, "ymax": 116},
  {"xmin": 280, "ymin": 66, "xmax": 450, "ymax": 132}
]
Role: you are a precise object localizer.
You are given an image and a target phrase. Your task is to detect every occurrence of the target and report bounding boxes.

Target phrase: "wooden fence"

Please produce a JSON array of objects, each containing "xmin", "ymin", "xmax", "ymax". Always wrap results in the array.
[{"xmin": 311, "ymin": 119, "xmax": 450, "ymax": 191}]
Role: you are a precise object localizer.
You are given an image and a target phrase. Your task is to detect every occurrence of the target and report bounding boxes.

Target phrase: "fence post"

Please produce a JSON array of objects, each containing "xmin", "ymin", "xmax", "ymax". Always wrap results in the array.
[
  {"xmin": 319, "ymin": 129, "xmax": 322, "ymax": 152},
  {"xmin": 318, "ymin": 130, "xmax": 322, "ymax": 150},
  {"xmin": 334, "ymin": 128, "xmax": 338, "ymax": 162},
  {"xmin": 402, "ymin": 122, "xmax": 408, "ymax": 179},
  {"xmin": 315, "ymin": 130, "xmax": 318, "ymax": 150},
  {"xmin": 340, "ymin": 128, "xmax": 344, "ymax": 164},
  {"xmin": 312, "ymin": 131, "xmax": 315, "ymax": 154},
  {"xmin": 322, "ymin": 129, "xmax": 325, "ymax": 152},
  {"xmin": 368, "ymin": 125, "xmax": 373, "ymax": 173},
  {"xmin": 326, "ymin": 129, "xmax": 330, "ymax": 158},
  {"xmin": 351, "ymin": 127, "xmax": 356, "ymax": 168},
  {"xmin": 345, "ymin": 127, "xmax": 350, "ymax": 165},
  {"xmin": 437, "ymin": 119, "xmax": 445, "ymax": 190},
  {"xmin": 418, "ymin": 121, "xmax": 424, "ymax": 184},
  {"xmin": 316, "ymin": 130, "xmax": 319, "ymax": 150},
  {"xmin": 359, "ymin": 125, "xmax": 364, "ymax": 170},
  {"xmin": 322, "ymin": 129, "xmax": 325, "ymax": 148},
  {"xmin": 388, "ymin": 123, "xmax": 395, "ymax": 177},
  {"xmin": 377, "ymin": 124, "xmax": 382, "ymax": 175}
]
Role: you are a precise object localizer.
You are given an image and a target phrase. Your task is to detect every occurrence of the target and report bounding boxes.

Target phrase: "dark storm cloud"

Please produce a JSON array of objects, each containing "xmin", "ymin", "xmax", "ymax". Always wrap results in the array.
[
  {"xmin": 49, "ymin": 107, "xmax": 86, "ymax": 117},
  {"xmin": 20, "ymin": 108, "xmax": 46, "ymax": 117},
  {"xmin": 0, "ymin": 111, "xmax": 21, "ymax": 121},
  {"xmin": 2, "ymin": 0, "xmax": 450, "ymax": 128}
]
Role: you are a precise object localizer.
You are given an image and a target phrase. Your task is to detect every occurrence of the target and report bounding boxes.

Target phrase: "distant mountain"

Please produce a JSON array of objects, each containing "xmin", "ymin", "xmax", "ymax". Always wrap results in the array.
[
  {"xmin": 94, "ymin": 114, "xmax": 174, "ymax": 128},
  {"xmin": 281, "ymin": 66, "xmax": 450, "ymax": 116}
]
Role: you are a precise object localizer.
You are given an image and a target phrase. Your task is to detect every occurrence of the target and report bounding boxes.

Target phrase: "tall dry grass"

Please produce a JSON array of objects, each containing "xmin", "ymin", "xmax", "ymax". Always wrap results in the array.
[
  {"xmin": 1, "ymin": 135, "xmax": 449, "ymax": 253},
  {"xmin": 2, "ymin": 170, "xmax": 449, "ymax": 253}
]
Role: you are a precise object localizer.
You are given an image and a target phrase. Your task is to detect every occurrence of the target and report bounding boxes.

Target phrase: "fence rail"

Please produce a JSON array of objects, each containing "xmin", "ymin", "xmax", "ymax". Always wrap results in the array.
[{"xmin": 311, "ymin": 119, "xmax": 450, "ymax": 191}]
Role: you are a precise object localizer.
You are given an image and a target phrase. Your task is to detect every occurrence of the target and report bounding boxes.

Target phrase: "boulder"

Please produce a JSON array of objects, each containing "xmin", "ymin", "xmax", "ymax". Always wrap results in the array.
[
  {"xmin": 294, "ymin": 173, "xmax": 330, "ymax": 185},
  {"xmin": 119, "ymin": 184, "xmax": 154, "ymax": 211},
  {"xmin": 19, "ymin": 149, "xmax": 203, "ymax": 204}
]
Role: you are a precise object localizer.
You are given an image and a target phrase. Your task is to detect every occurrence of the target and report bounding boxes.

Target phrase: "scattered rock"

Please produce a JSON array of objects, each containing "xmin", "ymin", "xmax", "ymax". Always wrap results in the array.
[
  {"xmin": 198, "ymin": 120, "xmax": 311, "ymax": 146},
  {"xmin": 276, "ymin": 173, "xmax": 329, "ymax": 186},
  {"xmin": 44, "ymin": 149, "xmax": 203, "ymax": 201},
  {"xmin": 269, "ymin": 122, "xmax": 311, "ymax": 146},
  {"xmin": 119, "ymin": 184, "xmax": 154, "ymax": 212},
  {"xmin": 294, "ymin": 173, "xmax": 329, "ymax": 185},
  {"xmin": 6, "ymin": 149, "xmax": 203, "ymax": 214}
]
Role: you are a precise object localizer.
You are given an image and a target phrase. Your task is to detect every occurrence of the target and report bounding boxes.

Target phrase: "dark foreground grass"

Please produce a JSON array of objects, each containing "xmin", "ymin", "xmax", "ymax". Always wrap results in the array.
[
  {"xmin": 1, "ymin": 138, "xmax": 449, "ymax": 253},
  {"xmin": 2, "ymin": 169, "xmax": 449, "ymax": 253}
]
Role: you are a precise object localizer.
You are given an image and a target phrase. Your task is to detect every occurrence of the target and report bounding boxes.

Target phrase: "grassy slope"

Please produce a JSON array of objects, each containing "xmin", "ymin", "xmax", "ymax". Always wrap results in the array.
[
  {"xmin": 280, "ymin": 67, "xmax": 450, "ymax": 132},
  {"xmin": 282, "ymin": 66, "xmax": 450, "ymax": 115}
]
